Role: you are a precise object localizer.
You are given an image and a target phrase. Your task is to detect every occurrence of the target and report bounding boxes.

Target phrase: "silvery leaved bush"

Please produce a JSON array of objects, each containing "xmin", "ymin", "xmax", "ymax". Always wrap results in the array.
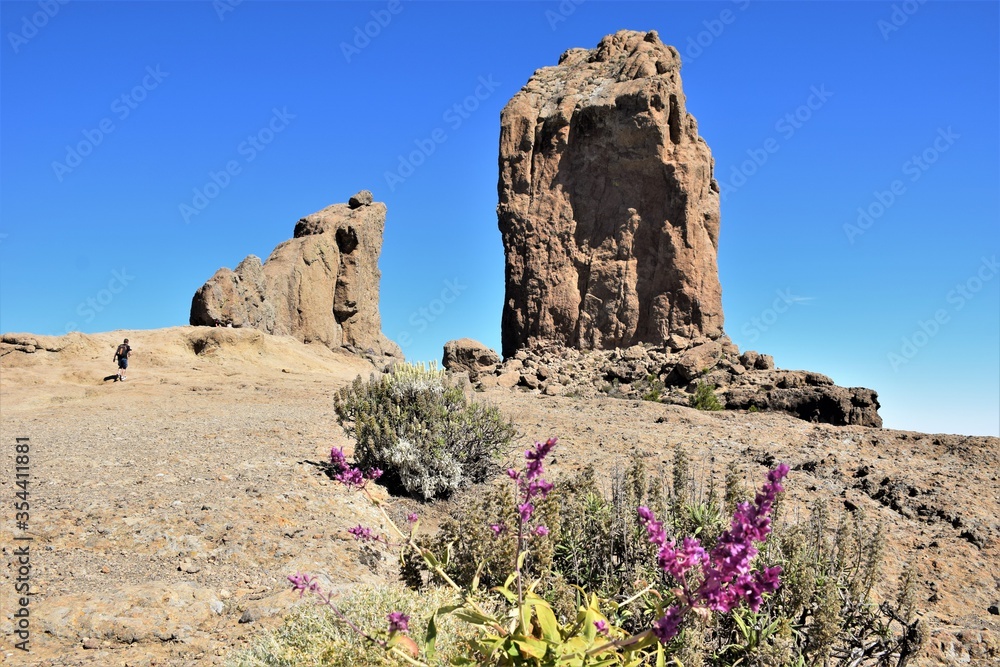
[{"xmin": 333, "ymin": 362, "xmax": 515, "ymax": 500}]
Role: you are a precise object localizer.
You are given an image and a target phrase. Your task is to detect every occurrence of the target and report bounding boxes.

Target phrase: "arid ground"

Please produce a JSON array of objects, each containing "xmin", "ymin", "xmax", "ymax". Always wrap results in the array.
[{"xmin": 1, "ymin": 327, "xmax": 997, "ymax": 665}]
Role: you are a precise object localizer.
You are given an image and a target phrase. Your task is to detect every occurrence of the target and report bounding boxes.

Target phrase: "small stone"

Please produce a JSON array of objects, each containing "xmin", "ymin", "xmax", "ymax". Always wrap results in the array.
[
  {"xmin": 348, "ymin": 190, "xmax": 373, "ymax": 208},
  {"xmin": 83, "ymin": 638, "xmax": 100, "ymax": 649},
  {"xmin": 239, "ymin": 609, "xmax": 259, "ymax": 624}
]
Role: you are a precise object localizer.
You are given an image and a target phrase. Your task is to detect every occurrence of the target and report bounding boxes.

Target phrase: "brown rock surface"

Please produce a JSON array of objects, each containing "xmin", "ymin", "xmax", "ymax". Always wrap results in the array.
[
  {"xmin": 441, "ymin": 338, "xmax": 501, "ymax": 380},
  {"xmin": 190, "ymin": 192, "xmax": 400, "ymax": 358},
  {"xmin": 498, "ymin": 30, "xmax": 724, "ymax": 357},
  {"xmin": 469, "ymin": 344, "xmax": 882, "ymax": 427}
]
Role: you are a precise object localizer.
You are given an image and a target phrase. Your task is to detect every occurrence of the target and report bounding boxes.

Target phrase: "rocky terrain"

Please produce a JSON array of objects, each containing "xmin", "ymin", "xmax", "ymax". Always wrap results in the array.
[
  {"xmin": 189, "ymin": 191, "xmax": 400, "ymax": 358},
  {"xmin": 445, "ymin": 338, "xmax": 882, "ymax": 427},
  {"xmin": 1, "ymin": 329, "xmax": 998, "ymax": 666}
]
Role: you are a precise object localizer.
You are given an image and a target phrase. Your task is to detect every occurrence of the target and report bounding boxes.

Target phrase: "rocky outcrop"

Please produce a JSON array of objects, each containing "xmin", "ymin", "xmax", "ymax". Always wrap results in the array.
[
  {"xmin": 190, "ymin": 191, "xmax": 400, "ymax": 357},
  {"xmin": 442, "ymin": 338, "xmax": 501, "ymax": 381},
  {"xmin": 462, "ymin": 343, "xmax": 882, "ymax": 428},
  {"xmin": 498, "ymin": 30, "xmax": 724, "ymax": 358}
]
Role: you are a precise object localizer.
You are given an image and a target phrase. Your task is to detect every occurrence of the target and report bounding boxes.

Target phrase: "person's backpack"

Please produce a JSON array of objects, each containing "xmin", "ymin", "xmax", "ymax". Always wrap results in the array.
[{"xmin": 116, "ymin": 344, "xmax": 129, "ymax": 358}]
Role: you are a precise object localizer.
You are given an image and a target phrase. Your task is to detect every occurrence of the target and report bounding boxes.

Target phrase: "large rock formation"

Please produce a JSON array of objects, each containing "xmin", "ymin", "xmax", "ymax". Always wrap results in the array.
[
  {"xmin": 190, "ymin": 192, "xmax": 400, "ymax": 357},
  {"xmin": 498, "ymin": 30, "xmax": 723, "ymax": 358}
]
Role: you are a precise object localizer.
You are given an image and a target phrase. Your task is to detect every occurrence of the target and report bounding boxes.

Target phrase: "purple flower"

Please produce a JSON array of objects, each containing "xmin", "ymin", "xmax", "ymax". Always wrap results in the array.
[
  {"xmin": 594, "ymin": 619, "xmax": 609, "ymax": 635},
  {"xmin": 534, "ymin": 525, "xmax": 549, "ymax": 537},
  {"xmin": 507, "ymin": 468, "xmax": 520, "ymax": 481},
  {"xmin": 288, "ymin": 572, "xmax": 320, "ymax": 597},
  {"xmin": 406, "ymin": 513, "xmax": 419, "ymax": 524},
  {"xmin": 524, "ymin": 437, "xmax": 557, "ymax": 481},
  {"xmin": 489, "ymin": 523, "xmax": 507, "ymax": 537},
  {"xmin": 328, "ymin": 447, "xmax": 374, "ymax": 489},
  {"xmin": 347, "ymin": 525, "xmax": 376, "ymax": 541},
  {"xmin": 387, "ymin": 611, "xmax": 410, "ymax": 634},
  {"xmin": 652, "ymin": 605, "xmax": 684, "ymax": 642},
  {"xmin": 644, "ymin": 465, "xmax": 789, "ymax": 643},
  {"xmin": 518, "ymin": 502, "xmax": 534, "ymax": 523}
]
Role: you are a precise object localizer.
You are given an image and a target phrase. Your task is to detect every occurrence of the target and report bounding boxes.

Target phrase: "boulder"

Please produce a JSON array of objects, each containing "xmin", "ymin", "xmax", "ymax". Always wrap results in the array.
[
  {"xmin": 442, "ymin": 338, "xmax": 501, "ymax": 379},
  {"xmin": 672, "ymin": 341, "xmax": 722, "ymax": 383},
  {"xmin": 723, "ymin": 385, "xmax": 882, "ymax": 427},
  {"xmin": 190, "ymin": 192, "xmax": 400, "ymax": 357},
  {"xmin": 498, "ymin": 30, "xmax": 724, "ymax": 357}
]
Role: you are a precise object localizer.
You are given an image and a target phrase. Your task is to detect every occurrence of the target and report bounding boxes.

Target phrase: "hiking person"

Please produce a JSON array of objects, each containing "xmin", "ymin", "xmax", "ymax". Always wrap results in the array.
[{"xmin": 113, "ymin": 338, "xmax": 131, "ymax": 381}]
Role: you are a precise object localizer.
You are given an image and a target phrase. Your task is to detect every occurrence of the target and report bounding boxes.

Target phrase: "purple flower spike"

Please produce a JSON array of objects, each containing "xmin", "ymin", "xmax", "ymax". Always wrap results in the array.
[
  {"xmin": 652, "ymin": 605, "xmax": 684, "ymax": 642},
  {"xmin": 645, "ymin": 465, "xmax": 789, "ymax": 644},
  {"xmin": 387, "ymin": 611, "xmax": 410, "ymax": 634},
  {"xmin": 406, "ymin": 512, "xmax": 419, "ymax": 524},
  {"xmin": 288, "ymin": 572, "xmax": 320, "ymax": 597}
]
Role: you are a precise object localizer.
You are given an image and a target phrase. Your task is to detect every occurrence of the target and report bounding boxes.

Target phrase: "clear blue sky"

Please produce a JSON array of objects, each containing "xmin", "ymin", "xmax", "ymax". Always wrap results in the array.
[{"xmin": 1, "ymin": 1, "xmax": 997, "ymax": 436}]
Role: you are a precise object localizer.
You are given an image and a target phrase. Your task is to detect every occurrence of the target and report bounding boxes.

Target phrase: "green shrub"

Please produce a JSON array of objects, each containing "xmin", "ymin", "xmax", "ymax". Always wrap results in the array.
[
  {"xmin": 334, "ymin": 362, "xmax": 515, "ymax": 500},
  {"xmin": 638, "ymin": 374, "xmax": 665, "ymax": 402},
  {"xmin": 397, "ymin": 451, "xmax": 922, "ymax": 666},
  {"xmin": 690, "ymin": 381, "xmax": 723, "ymax": 411}
]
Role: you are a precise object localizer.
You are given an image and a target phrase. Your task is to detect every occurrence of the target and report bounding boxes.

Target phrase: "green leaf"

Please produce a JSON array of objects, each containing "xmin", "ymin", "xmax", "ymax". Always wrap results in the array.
[
  {"xmin": 492, "ymin": 584, "xmax": 518, "ymax": 604},
  {"xmin": 471, "ymin": 560, "xmax": 485, "ymax": 593},
  {"xmin": 425, "ymin": 612, "xmax": 438, "ymax": 662},
  {"xmin": 452, "ymin": 608, "xmax": 497, "ymax": 627},
  {"xmin": 513, "ymin": 636, "xmax": 547, "ymax": 659},
  {"xmin": 533, "ymin": 600, "xmax": 560, "ymax": 643}
]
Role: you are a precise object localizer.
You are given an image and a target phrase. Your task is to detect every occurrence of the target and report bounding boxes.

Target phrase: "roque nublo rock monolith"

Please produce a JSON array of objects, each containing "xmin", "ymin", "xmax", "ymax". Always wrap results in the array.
[
  {"xmin": 498, "ymin": 30, "xmax": 723, "ymax": 358},
  {"xmin": 190, "ymin": 191, "xmax": 400, "ymax": 357}
]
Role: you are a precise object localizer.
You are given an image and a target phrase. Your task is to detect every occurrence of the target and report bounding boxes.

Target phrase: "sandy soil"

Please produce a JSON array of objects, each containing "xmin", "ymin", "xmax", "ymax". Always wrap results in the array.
[{"xmin": 1, "ymin": 327, "xmax": 997, "ymax": 666}]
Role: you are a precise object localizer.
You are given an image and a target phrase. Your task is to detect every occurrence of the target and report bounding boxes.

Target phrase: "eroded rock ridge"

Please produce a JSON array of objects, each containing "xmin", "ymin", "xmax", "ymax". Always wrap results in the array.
[{"xmin": 190, "ymin": 191, "xmax": 400, "ymax": 357}]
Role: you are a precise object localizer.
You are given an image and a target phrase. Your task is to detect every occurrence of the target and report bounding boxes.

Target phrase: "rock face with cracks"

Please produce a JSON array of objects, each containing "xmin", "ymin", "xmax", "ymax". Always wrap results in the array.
[
  {"xmin": 498, "ymin": 30, "xmax": 724, "ymax": 358},
  {"xmin": 190, "ymin": 191, "xmax": 401, "ymax": 358}
]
